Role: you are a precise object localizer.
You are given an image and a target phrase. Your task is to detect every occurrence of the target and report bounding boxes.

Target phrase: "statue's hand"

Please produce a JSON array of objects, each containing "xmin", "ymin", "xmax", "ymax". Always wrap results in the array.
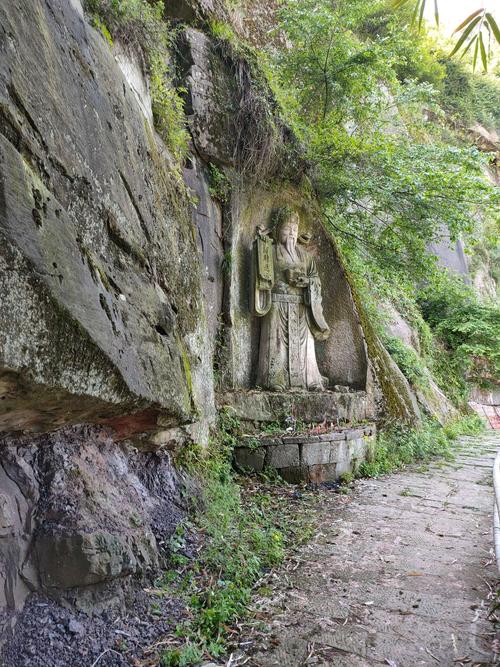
[
  {"xmin": 314, "ymin": 325, "xmax": 331, "ymax": 341},
  {"xmin": 287, "ymin": 270, "xmax": 309, "ymax": 288}
]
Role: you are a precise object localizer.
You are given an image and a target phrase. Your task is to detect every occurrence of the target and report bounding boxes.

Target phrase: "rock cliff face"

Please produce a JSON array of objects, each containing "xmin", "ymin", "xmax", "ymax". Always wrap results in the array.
[
  {"xmin": 0, "ymin": 0, "xmax": 214, "ymax": 440},
  {"xmin": 0, "ymin": 0, "xmax": 419, "ymax": 650}
]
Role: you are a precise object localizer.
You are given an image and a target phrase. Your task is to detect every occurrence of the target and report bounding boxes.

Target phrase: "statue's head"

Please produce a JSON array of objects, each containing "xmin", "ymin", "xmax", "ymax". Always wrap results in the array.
[{"xmin": 274, "ymin": 208, "xmax": 300, "ymax": 245}]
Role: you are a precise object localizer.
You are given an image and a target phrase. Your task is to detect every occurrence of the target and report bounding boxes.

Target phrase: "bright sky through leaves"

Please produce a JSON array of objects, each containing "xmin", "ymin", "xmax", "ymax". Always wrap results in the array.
[{"xmin": 424, "ymin": 0, "xmax": 499, "ymax": 35}]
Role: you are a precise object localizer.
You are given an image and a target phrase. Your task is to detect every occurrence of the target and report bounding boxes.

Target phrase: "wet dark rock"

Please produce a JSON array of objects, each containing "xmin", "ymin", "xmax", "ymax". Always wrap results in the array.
[{"xmin": 0, "ymin": 425, "xmax": 194, "ymax": 644}]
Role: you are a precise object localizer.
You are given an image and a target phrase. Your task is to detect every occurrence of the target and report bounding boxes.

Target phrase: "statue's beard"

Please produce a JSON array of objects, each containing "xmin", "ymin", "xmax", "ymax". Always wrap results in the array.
[{"xmin": 284, "ymin": 236, "xmax": 297, "ymax": 259}]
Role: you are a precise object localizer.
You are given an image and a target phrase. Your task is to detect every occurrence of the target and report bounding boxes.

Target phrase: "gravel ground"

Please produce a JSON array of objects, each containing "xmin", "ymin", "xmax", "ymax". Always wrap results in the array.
[{"xmin": 2, "ymin": 580, "xmax": 185, "ymax": 667}]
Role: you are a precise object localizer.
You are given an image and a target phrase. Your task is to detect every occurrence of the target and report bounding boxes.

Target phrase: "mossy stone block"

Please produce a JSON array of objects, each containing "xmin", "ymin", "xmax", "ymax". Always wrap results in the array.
[{"xmin": 234, "ymin": 447, "xmax": 266, "ymax": 472}]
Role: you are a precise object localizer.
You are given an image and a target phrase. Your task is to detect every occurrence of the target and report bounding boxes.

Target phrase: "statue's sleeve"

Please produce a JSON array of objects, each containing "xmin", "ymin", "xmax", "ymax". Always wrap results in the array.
[
  {"xmin": 253, "ymin": 234, "xmax": 274, "ymax": 316},
  {"xmin": 305, "ymin": 256, "xmax": 330, "ymax": 340}
]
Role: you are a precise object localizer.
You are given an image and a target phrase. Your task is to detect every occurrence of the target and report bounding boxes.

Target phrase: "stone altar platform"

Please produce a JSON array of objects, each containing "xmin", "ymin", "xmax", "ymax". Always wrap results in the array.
[
  {"xmin": 233, "ymin": 424, "xmax": 376, "ymax": 483},
  {"xmin": 216, "ymin": 390, "xmax": 376, "ymax": 483},
  {"xmin": 216, "ymin": 389, "xmax": 373, "ymax": 429}
]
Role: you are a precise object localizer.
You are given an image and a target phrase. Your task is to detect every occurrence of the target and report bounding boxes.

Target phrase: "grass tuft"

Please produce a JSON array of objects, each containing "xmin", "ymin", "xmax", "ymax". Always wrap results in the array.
[{"xmin": 358, "ymin": 415, "xmax": 485, "ymax": 478}]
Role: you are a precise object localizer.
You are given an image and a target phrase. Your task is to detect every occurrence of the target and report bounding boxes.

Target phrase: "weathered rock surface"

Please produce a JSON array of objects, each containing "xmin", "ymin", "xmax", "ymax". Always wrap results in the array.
[
  {"xmin": 0, "ymin": 0, "xmax": 213, "ymax": 437},
  {"xmin": 0, "ymin": 425, "xmax": 193, "ymax": 638},
  {"xmin": 217, "ymin": 389, "xmax": 373, "ymax": 425}
]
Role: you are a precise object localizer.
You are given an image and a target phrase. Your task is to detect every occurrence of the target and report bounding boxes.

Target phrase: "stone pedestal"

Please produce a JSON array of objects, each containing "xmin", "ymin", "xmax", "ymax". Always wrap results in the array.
[
  {"xmin": 218, "ymin": 390, "xmax": 376, "ymax": 483},
  {"xmin": 234, "ymin": 425, "xmax": 376, "ymax": 483},
  {"xmin": 216, "ymin": 389, "xmax": 373, "ymax": 429}
]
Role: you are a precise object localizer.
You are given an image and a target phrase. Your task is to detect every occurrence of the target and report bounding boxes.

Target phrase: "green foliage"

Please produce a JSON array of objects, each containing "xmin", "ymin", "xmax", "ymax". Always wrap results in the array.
[
  {"xmin": 442, "ymin": 413, "xmax": 485, "ymax": 439},
  {"xmin": 161, "ymin": 644, "xmax": 203, "ymax": 667},
  {"xmin": 325, "ymin": 136, "xmax": 495, "ymax": 281},
  {"xmin": 216, "ymin": 407, "xmax": 242, "ymax": 450},
  {"xmin": 221, "ymin": 251, "xmax": 232, "ymax": 275},
  {"xmin": 208, "ymin": 19, "xmax": 238, "ymax": 44},
  {"xmin": 358, "ymin": 6, "xmax": 445, "ymax": 86},
  {"xmin": 92, "ymin": 15, "xmax": 114, "ymax": 47},
  {"xmin": 267, "ymin": 0, "xmax": 498, "ymax": 283},
  {"xmin": 83, "ymin": 0, "xmax": 165, "ymax": 51},
  {"xmin": 161, "ymin": 409, "xmax": 316, "ymax": 665},
  {"xmin": 207, "ymin": 163, "xmax": 231, "ymax": 204},
  {"xmin": 358, "ymin": 415, "xmax": 484, "ymax": 477},
  {"xmin": 383, "ymin": 335, "xmax": 429, "ymax": 390},
  {"xmin": 150, "ymin": 54, "xmax": 189, "ymax": 164},
  {"xmin": 419, "ymin": 274, "xmax": 500, "ymax": 395},
  {"xmin": 392, "ymin": 2, "xmax": 500, "ymax": 72},
  {"xmin": 339, "ymin": 471, "xmax": 354, "ymax": 485},
  {"xmin": 438, "ymin": 58, "xmax": 500, "ymax": 130}
]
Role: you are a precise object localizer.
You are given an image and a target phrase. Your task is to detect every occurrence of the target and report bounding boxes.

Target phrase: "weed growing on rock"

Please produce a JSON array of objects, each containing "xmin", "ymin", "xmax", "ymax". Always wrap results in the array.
[
  {"xmin": 83, "ymin": 0, "xmax": 189, "ymax": 171},
  {"xmin": 91, "ymin": 15, "xmax": 113, "ymax": 47},
  {"xmin": 83, "ymin": 0, "xmax": 165, "ymax": 52},
  {"xmin": 206, "ymin": 163, "xmax": 232, "ymax": 204},
  {"xmin": 208, "ymin": 19, "xmax": 238, "ymax": 44},
  {"xmin": 383, "ymin": 335, "xmax": 430, "ymax": 392},
  {"xmin": 150, "ymin": 54, "xmax": 189, "ymax": 166}
]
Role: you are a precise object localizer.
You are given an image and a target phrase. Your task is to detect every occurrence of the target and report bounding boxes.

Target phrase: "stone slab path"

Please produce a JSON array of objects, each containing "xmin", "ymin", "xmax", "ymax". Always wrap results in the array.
[{"xmin": 240, "ymin": 433, "xmax": 500, "ymax": 666}]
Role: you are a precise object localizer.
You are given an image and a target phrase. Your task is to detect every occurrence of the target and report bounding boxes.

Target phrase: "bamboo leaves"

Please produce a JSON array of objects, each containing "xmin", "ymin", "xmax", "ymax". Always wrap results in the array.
[
  {"xmin": 452, "ymin": 9, "xmax": 500, "ymax": 72},
  {"xmin": 392, "ymin": 1, "xmax": 499, "ymax": 70},
  {"xmin": 486, "ymin": 13, "xmax": 500, "ymax": 43},
  {"xmin": 449, "ymin": 15, "xmax": 482, "ymax": 57},
  {"xmin": 453, "ymin": 9, "xmax": 484, "ymax": 35}
]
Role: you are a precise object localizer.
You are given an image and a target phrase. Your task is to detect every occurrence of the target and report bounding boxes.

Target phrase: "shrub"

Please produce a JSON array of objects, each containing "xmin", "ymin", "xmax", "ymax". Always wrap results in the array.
[
  {"xmin": 419, "ymin": 275, "xmax": 500, "ymax": 396},
  {"xmin": 383, "ymin": 335, "xmax": 429, "ymax": 391},
  {"xmin": 438, "ymin": 57, "xmax": 500, "ymax": 131},
  {"xmin": 358, "ymin": 415, "xmax": 485, "ymax": 478}
]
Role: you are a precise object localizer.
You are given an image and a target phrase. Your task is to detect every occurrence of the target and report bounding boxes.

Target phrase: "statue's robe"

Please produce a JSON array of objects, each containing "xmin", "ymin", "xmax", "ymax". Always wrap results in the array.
[{"xmin": 256, "ymin": 242, "xmax": 329, "ymax": 391}]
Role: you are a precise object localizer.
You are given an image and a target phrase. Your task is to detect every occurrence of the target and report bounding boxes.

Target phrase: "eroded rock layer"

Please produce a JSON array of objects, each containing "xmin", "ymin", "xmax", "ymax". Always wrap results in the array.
[{"xmin": 0, "ymin": 426, "xmax": 195, "ymax": 644}]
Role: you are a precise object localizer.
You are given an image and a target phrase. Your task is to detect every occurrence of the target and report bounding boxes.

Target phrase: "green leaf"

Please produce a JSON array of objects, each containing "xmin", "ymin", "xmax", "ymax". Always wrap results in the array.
[
  {"xmin": 418, "ymin": 0, "xmax": 426, "ymax": 30},
  {"xmin": 453, "ymin": 9, "xmax": 484, "ymax": 34},
  {"xmin": 485, "ymin": 13, "xmax": 500, "ymax": 44},
  {"xmin": 479, "ymin": 31, "xmax": 488, "ymax": 71},
  {"xmin": 459, "ymin": 34, "xmax": 477, "ymax": 60},
  {"xmin": 449, "ymin": 15, "xmax": 482, "ymax": 56},
  {"xmin": 472, "ymin": 36, "xmax": 479, "ymax": 70}
]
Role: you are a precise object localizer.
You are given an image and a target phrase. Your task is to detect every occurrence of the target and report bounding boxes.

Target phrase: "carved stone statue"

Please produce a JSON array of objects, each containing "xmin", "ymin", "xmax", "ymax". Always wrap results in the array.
[{"xmin": 253, "ymin": 210, "xmax": 330, "ymax": 391}]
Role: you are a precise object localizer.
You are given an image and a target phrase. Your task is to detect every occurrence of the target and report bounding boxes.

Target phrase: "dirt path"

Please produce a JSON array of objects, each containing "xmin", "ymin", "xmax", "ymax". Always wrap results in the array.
[{"xmin": 238, "ymin": 433, "xmax": 500, "ymax": 666}]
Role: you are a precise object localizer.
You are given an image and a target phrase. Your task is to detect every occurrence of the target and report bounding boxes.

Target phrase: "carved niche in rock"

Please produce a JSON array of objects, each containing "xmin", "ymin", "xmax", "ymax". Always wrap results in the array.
[{"xmin": 253, "ymin": 209, "xmax": 330, "ymax": 391}]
